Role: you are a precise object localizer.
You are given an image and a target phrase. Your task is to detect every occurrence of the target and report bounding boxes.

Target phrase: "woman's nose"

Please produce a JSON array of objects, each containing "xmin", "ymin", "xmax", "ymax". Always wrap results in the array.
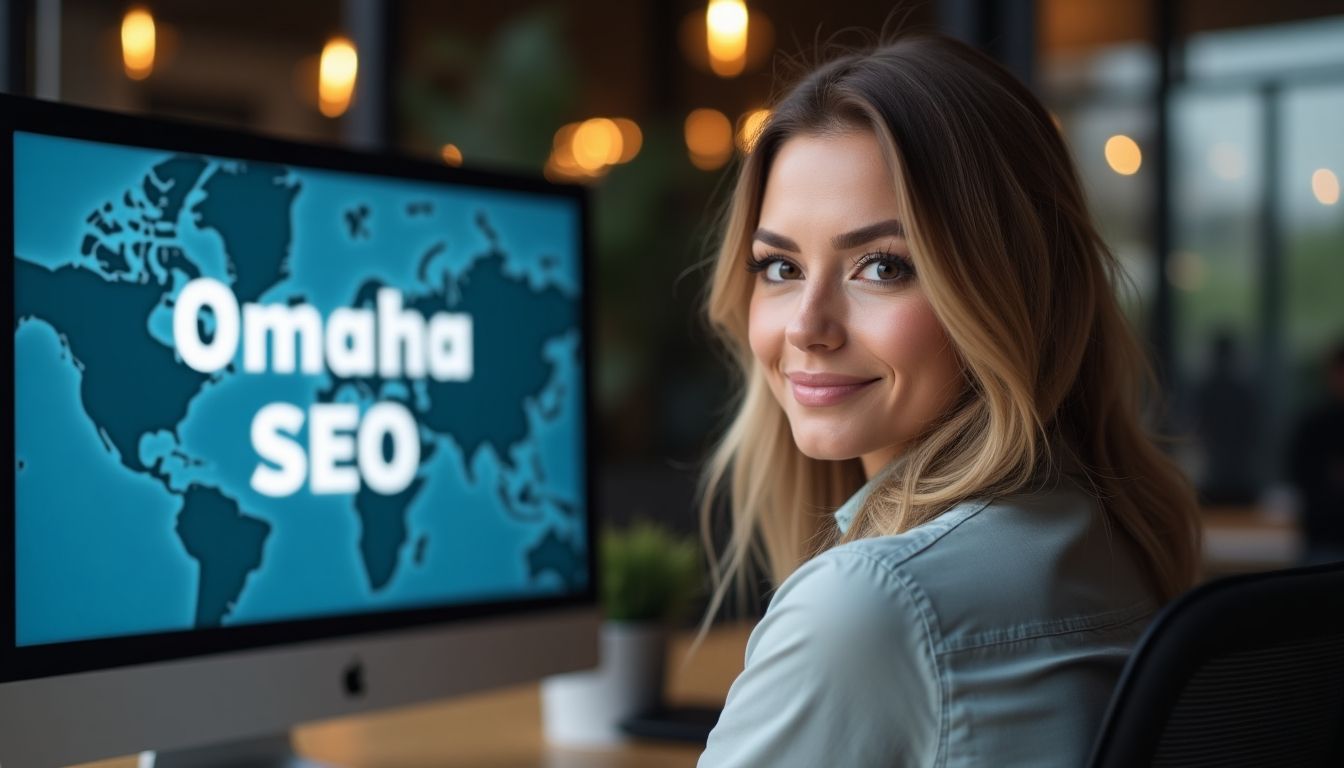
[{"xmin": 784, "ymin": 283, "xmax": 845, "ymax": 352}]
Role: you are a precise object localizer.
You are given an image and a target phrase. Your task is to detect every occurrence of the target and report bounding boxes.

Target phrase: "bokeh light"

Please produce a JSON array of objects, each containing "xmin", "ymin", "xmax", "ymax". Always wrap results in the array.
[
  {"xmin": 706, "ymin": 0, "xmax": 748, "ymax": 77},
  {"xmin": 572, "ymin": 118, "xmax": 624, "ymax": 171},
  {"xmin": 685, "ymin": 109, "xmax": 733, "ymax": 171},
  {"xmin": 1312, "ymin": 168, "xmax": 1340, "ymax": 205},
  {"xmin": 319, "ymin": 36, "xmax": 359, "ymax": 118},
  {"xmin": 613, "ymin": 118, "xmax": 643, "ymax": 164},
  {"xmin": 547, "ymin": 118, "xmax": 641, "ymax": 182},
  {"xmin": 121, "ymin": 7, "xmax": 156, "ymax": 80},
  {"xmin": 1105, "ymin": 134, "xmax": 1142, "ymax": 176}
]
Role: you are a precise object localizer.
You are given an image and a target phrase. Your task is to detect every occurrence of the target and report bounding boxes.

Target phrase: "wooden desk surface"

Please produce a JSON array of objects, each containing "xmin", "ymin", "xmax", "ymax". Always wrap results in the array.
[{"xmin": 71, "ymin": 622, "xmax": 754, "ymax": 768}]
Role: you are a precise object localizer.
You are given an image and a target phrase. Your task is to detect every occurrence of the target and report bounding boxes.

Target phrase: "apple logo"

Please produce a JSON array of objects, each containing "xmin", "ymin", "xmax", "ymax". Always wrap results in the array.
[{"xmin": 343, "ymin": 658, "xmax": 366, "ymax": 698}]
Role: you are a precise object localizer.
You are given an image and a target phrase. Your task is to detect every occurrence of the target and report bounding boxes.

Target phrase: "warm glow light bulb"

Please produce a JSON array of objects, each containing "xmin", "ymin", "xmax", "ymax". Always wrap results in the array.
[
  {"xmin": 1312, "ymin": 168, "xmax": 1340, "ymax": 205},
  {"xmin": 1105, "ymin": 134, "xmax": 1142, "ymax": 176},
  {"xmin": 121, "ymin": 7, "xmax": 156, "ymax": 80},
  {"xmin": 706, "ymin": 0, "xmax": 749, "ymax": 77},
  {"xmin": 319, "ymin": 37, "xmax": 359, "ymax": 118}
]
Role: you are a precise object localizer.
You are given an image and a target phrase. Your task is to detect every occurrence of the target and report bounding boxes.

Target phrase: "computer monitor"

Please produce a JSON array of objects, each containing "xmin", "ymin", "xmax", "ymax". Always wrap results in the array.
[{"xmin": 0, "ymin": 94, "xmax": 598, "ymax": 767}]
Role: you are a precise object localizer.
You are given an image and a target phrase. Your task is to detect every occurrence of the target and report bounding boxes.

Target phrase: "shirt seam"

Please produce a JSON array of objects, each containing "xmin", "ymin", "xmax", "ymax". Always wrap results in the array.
[
  {"xmin": 936, "ymin": 600, "xmax": 1158, "ymax": 656},
  {"xmin": 841, "ymin": 498, "xmax": 996, "ymax": 568},
  {"xmin": 890, "ymin": 563, "xmax": 955, "ymax": 768},
  {"xmin": 840, "ymin": 496, "xmax": 1159, "ymax": 653}
]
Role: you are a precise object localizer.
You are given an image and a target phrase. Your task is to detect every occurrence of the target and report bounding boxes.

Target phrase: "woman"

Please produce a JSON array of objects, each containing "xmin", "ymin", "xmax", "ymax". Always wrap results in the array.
[{"xmin": 693, "ymin": 34, "xmax": 1202, "ymax": 767}]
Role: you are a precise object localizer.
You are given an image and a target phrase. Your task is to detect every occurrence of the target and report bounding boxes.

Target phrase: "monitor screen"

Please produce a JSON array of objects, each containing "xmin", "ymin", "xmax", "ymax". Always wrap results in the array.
[{"xmin": 5, "ymin": 118, "xmax": 591, "ymax": 675}]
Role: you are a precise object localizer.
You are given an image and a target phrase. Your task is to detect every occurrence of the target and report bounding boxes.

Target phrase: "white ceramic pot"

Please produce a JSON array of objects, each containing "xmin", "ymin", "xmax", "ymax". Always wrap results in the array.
[{"xmin": 540, "ymin": 620, "xmax": 667, "ymax": 747}]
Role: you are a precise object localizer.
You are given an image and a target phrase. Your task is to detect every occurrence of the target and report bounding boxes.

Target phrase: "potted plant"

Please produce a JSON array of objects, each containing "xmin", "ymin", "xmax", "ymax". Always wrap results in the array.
[{"xmin": 540, "ymin": 519, "xmax": 702, "ymax": 747}]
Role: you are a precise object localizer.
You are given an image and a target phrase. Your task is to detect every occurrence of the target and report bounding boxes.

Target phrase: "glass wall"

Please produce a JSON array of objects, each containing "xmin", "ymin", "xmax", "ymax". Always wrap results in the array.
[
  {"xmin": 1174, "ymin": 16, "xmax": 1344, "ymax": 502},
  {"xmin": 1039, "ymin": 7, "xmax": 1157, "ymax": 334},
  {"xmin": 1282, "ymin": 82, "xmax": 1344, "ymax": 439},
  {"xmin": 1168, "ymin": 89, "xmax": 1264, "ymax": 499},
  {"xmin": 1042, "ymin": 5, "xmax": 1344, "ymax": 526}
]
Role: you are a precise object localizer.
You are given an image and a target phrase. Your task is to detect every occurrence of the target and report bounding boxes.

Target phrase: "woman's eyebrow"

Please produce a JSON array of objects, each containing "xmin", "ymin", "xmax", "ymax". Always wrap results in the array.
[
  {"xmin": 752, "ymin": 228, "xmax": 799, "ymax": 252},
  {"xmin": 752, "ymin": 220, "xmax": 906, "ymax": 253},
  {"xmin": 832, "ymin": 219, "xmax": 905, "ymax": 250}
]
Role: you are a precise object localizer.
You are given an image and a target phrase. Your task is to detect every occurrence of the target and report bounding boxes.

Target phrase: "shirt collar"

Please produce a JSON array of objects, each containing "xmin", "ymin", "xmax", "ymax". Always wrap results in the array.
[
  {"xmin": 833, "ymin": 442, "xmax": 1091, "ymax": 535},
  {"xmin": 834, "ymin": 458, "xmax": 901, "ymax": 535}
]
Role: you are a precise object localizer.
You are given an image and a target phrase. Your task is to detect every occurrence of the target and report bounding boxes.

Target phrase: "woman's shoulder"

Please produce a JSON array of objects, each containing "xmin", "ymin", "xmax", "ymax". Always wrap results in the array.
[
  {"xmin": 703, "ymin": 533, "xmax": 946, "ymax": 766},
  {"xmin": 823, "ymin": 477, "xmax": 1158, "ymax": 654}
]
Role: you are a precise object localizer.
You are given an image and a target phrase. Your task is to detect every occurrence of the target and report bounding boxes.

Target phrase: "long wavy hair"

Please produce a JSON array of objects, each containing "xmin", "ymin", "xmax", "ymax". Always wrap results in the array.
[{"xmin": 691, "ymin": 34, "xmax": 1202, "ymax": 654}]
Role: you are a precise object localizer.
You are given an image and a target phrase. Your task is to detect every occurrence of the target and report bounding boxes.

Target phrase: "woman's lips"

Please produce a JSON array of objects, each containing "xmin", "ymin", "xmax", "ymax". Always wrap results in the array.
[{"xmin": 786, "ymin": 373, "xmax": 880, "ymax": 407}]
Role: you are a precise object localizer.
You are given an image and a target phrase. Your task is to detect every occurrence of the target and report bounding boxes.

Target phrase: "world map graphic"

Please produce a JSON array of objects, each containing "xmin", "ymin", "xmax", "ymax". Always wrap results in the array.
[{"xmin": 13, "ymin": 132, "xmax": 588, "ymax": 647}]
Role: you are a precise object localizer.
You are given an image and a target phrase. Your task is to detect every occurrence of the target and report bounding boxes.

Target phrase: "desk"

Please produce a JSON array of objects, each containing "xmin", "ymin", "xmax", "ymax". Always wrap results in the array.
[{"xmin": 71, "ymin": 623, "xmax": 754, "ymax": 768}]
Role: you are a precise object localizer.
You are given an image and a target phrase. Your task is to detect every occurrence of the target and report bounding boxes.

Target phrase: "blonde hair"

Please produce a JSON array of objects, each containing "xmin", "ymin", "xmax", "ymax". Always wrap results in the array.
[{"xmin": 690, "ymin": 35, "xmax": 1202, "ymax": 658}]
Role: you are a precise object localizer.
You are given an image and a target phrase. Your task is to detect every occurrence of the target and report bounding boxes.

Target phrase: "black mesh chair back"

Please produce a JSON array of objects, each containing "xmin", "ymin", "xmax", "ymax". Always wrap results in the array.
[{"xmin": 1087, "ymin": 560, "xmax": 1344, "ymax": 767}]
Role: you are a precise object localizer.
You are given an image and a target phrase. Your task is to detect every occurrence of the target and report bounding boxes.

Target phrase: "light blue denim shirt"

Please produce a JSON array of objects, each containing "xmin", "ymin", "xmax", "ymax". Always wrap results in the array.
[{"xmin": 698, "ymin": 470, "xmax": 1159, "ymax": 767}]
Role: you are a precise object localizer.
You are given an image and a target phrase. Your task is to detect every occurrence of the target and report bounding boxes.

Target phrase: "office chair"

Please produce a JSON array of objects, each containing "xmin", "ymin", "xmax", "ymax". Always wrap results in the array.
[{"xmin": 1088, "ymin": 560, "xmax": 1344, "ymax": 767}]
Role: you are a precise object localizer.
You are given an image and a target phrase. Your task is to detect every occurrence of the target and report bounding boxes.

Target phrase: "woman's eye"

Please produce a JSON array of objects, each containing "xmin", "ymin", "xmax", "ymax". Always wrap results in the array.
[
  {"xmin": 856, "ymin": 256, "xmax": 911, "ymax": 283},
  {"xmin": 765, "ymin": 259, "xmax": 801, "ymax": 281}
]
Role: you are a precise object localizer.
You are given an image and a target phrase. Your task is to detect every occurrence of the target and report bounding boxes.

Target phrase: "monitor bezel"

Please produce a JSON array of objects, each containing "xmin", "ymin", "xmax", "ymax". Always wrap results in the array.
[{"xmin": 0, "ymin": 93, "xmax": 599, "ymax": 684}]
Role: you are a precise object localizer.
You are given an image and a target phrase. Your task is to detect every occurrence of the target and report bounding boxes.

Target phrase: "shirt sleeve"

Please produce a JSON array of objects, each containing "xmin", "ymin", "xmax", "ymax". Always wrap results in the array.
[{"xmin": 698, "ymin": 547, "xmax": 944, "ymax": 768}]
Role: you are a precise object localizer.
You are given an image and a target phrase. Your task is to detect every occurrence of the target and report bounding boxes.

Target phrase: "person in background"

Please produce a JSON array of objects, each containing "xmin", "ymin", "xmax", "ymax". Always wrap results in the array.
[
  {"xmin": 1194, "ymin": 330, "xmax": 1262, "ymax": 505},
  {"xmin": 690, "ymin": 34, "xmax": 1202, "ymax": 767},
  {"xmin": 1288, "ymin": 340, "xmax": 1344, "ymax": 565}
]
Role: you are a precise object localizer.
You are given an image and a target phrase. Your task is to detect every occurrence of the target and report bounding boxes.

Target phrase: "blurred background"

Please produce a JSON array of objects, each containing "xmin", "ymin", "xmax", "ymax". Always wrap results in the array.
[{"xmin": 3, "ymin": 0, "xmax": 1341, "ymax": 618}]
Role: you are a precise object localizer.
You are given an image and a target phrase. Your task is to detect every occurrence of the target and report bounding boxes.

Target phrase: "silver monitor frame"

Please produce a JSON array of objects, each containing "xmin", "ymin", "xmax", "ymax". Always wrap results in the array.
[{"xmin": 0, "ymin": 606, "xmax": 599, "ymax": 766}]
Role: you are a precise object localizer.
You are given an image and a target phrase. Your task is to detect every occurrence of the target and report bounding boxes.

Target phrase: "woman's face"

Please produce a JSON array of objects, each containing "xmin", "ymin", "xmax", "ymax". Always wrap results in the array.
[{"xmin": 747, "ymin": 129, "xmax": 964, "ymax": 478}]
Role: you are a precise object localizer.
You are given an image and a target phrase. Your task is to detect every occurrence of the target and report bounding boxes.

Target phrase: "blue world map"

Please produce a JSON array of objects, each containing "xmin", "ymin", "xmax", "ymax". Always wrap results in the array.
[{"xmin": 14, "ymin": 132, "xmax": 588, "ymax": 647}]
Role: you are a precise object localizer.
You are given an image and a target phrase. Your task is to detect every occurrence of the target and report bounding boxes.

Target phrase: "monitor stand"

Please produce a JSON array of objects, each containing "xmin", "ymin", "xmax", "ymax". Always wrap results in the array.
[{"xmin": 139, "ymin": 733, "xmax": 328, "ymax": 768}]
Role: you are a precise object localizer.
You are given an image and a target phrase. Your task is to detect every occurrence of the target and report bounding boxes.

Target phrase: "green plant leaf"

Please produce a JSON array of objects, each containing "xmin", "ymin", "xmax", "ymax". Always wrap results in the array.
[{"xmin": 600, "ymin": 519, "xmax": 704, "ymax": 623}]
